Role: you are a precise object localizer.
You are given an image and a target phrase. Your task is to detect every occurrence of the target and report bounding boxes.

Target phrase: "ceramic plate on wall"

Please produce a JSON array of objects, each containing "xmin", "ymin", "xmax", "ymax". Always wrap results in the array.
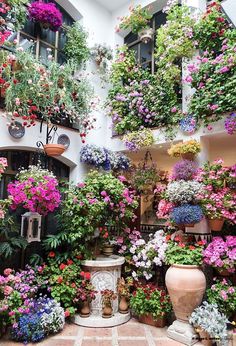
[
  {"xmin": 57, "ymin": 134, "xmax": 70, "ymax": 149},
  {"xmin": 8, "ymin": 122, "xmax": 25, "ymax": 139}
]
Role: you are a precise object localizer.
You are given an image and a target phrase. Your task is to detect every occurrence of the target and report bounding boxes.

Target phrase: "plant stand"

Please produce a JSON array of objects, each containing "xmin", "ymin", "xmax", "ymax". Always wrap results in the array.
[
  {"xmin": 73, "ymin": 255, "xmax": 130, "ymax": 327},
  {"xmin": 167, "ymin": 320, "xmax": 199, "ymax": 346}
]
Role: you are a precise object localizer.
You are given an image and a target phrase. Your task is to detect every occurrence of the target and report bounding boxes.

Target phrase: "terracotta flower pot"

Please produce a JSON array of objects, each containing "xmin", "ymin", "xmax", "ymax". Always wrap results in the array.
[
  {"xmin": 119, "ymin": 296, "xmax": 129, "ymax": 314},
  {"xmin": 197, "ymin": 328, "xmax": 212, "ymax": 346},
  {"xmin": 139, "ymin": 314, "xmax": 166, "ymax": 328},
  {"xmin": 102, "ymin": 304, "xmax": 113, "ymax": 318},
  {"xmin": 181, "ymin": 153, "xmax": 195, "ymax": 161},
  {"xmin": 207, "ymin": 218, "xmax": 224, "ymax": 231},
  {"xmin": 102, "ymin": 244, "xmax": 113, "ymax": 256},
  {"xmin": 43, "ymin": 144, "xmax": 65, "ymax": 157},
  {"xmin": 165, "ymin": 264, "xmax": 206, "ymax": 321},
  {"xmin": 80, "ymin": 300, "xmax": 90, "ymax": 318}
]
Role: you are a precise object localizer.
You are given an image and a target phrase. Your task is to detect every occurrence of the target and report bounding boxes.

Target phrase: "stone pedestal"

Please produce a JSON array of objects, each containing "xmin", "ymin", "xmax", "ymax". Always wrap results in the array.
[
  {"xmin": 74, "ymin": 255, "xmax": 130, "ymax": 327},
  {"xmin": 167, "ymin": 320, "xmax": 199, "ymax": 346}
]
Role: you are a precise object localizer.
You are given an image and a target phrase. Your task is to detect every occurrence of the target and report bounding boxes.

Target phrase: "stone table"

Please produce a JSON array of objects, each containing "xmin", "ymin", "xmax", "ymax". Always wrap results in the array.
[{"xmin": 74, "ymin": 255, "xmax": 130, "ymax": 327}]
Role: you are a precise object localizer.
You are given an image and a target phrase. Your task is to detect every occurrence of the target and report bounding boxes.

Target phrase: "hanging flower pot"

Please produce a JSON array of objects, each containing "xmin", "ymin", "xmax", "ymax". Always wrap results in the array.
[
  {"xmin": 165, "ymin": 264, "xmax": 206, "ymax": 321},
  {"xmin": 138, "ymin": 27, "xmax": 154, "ymax": 44},
  {"xmin": 138, "ymin": 314, "xmax": 166, "ymax": 327},
  {"xmin": 79, "ymin": 300, "xmax": 91, "ymax": 318},
  {"xmin": 43, "ymin": 144, "xmax": 65, "ymax": 157},
  {"xmin": 181, "ymin": 152, "xmax": 195, "ymax": 161},
  {"xmin": 207, "ymin": 218, "xmax": 224, "ymax": 231}
]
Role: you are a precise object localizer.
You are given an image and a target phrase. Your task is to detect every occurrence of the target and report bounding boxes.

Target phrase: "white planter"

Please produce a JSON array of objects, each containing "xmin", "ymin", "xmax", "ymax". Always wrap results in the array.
[{"xmin": 138, "ymin": 27, "xmax": 154, "ymax": 44}]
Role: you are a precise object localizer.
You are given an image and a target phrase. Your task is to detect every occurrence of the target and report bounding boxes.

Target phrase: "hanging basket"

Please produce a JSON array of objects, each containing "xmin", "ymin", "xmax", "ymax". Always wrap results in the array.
[
  {"xmin": 138, "ymin": 27, "xmax": 154, "ymax": 44},
  {"xmin": 43, "ymin": 144, "xmax": 65, "ymax": 157}
]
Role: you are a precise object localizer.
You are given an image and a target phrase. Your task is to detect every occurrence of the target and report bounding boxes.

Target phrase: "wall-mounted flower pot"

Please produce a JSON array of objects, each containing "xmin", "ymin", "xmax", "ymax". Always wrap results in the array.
[
  {"xmin": 138, "ymin": 27, "xmax": 154, "ymax": 44},
  {"xmin": 207, "ymin": 218, "xmax": 224, "ymax": 231},
  {"xmin": 43, "ymin": 144, "xmax": 65, "ymax": 157}
]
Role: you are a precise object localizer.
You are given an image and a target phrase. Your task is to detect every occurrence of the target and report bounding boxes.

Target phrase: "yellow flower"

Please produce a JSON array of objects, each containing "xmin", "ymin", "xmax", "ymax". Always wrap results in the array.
[{"xmin": 168, "ymin": 140, "xmax": 201, "ymax": 157}]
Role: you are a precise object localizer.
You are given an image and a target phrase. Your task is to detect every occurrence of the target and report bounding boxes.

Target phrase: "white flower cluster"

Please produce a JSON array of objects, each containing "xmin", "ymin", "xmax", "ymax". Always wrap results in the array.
[
  {"xmin": 80, "ymin": 144, "xmax": 107, "ymax": 167},
  {"xmin": 17, "ymin": 165, "xmax": 56, "ymax": 181},
  {"xmin": 40, "ymin": 300, "xmax": 65, "ymax": 334},
  {"xmin": 130, "ymin": 230, "xmax": 167, "ymax": 280},
  {"xmin": 166, "ymin": 180, "xmax": 203, "ymax": 204},
  {"xmin": 163, "ymin": 0, "xmax": 179, "ymax": 13}
]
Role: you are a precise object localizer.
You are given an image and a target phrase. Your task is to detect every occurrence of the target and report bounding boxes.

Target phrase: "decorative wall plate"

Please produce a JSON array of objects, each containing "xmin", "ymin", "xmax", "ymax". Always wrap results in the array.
[
  {"xmin": 8, "ymin": 122, "xmax": 25, "ymax": 139},
  {"xmin": 57, "ymin": 134, "xmax": 70, "ymax": 149}
]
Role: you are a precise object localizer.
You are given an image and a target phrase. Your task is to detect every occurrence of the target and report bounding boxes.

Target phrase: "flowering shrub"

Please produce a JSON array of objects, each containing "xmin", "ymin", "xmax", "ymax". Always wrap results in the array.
[
  {"xmin": 196, "ymin": 159, "xmax": 230, "ymax": 190},
  {"xmin": 165, "ymin": 180, "xmax": 203, "ymax": 205},
  {"xmin": 80, "ymin": 144, "xmax": 130, "ymax": 171},
  {"xmin": 123, "ymin": 129, "xmax": 154, "ymax": 151},
  {"xmin": 117, "ymin": 5, "xmax": 152, "ymax": 34},
  {"xmin": 171, "ymin": 160, "xmax": 197, "ymax": 181},
  {"xmin": 101, "ymin": 289, "xmax": 116, "ymax": 307},
  {"xmin": 129, "ymin": 230, "xmax": 168, "ymax": 280},
  {"xmin": 171, "ymin": 205, "xmax": 203, "ymax": 225},
  {"xmin": 207, "ymin": 278, "xmax": 236, "ymax": 318},
  {"xmin": 203, "ymin": 236, "xmax": 236, "ymax": 273},
  {"xmin": 115, "ymin": 227, "xmax": 142, "ymax": 256},
  {"xmin": 10, "ymin": 297, "xmax": 65, "ymax": 343},
  {"xmin": 225, "ymin": 112, "xmax": 236, "ymax": 135},
  {"xmin": 167, "ymin": 140, "xmax": 201, "ymax": 157},
  {"xmin": 117, "ymin": 277, "xmax": 131, "ymax": 298},
  {"xmin": 189, "ymin": 301, "xmax": 229, "ymax": 345},
  {"xmin": 130, "ymin": 283, "xmax": 172, "ymax": 320},
  {"xmin": 165, "ymin": 238, "xmax": 205, "ymax": 266},
  {"xmin": 28, "ymin": 1, "xmax": 63, "ymax": 31},
  {"xmin": 7, "ymin": 166, "xmax": 61, "ymax": 215}
]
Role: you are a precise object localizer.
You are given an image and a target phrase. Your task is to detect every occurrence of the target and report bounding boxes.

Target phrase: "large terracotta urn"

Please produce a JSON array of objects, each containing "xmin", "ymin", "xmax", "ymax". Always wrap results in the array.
[{"xmin": 165, "ymin": 264, "xmax": 206, "ymax": 321}]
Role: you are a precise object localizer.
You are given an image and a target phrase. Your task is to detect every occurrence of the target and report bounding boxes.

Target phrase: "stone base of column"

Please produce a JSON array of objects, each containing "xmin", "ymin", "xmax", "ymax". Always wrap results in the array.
[
  {"xmin": 167, "ymin": 320, "xmax": 199, "ymax": 346},
  {"xmin": 73, "ymin": 311, "xmax": 130, "ymax": 327}
]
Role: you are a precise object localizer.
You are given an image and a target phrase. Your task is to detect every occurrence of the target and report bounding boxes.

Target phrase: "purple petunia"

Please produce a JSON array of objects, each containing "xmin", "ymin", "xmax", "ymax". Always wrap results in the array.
[{"xmin": 28, "ymin": 1, "xmax": 63, "ymax": 32}]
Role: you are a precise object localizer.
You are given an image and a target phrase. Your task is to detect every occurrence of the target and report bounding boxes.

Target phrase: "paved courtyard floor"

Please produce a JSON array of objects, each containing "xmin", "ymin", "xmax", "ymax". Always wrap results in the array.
[{"xmin": 1, "ymin": 318, "xmax": 205, "ymax": 346}]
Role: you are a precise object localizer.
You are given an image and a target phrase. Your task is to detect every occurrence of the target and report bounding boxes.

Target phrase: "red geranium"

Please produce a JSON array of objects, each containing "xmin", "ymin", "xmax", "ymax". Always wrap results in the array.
[
  {"xmin": 59, "ymin": 263, "xmax": 67, "ymax": 270},
  {"xmin": 48, "ymin": 251, "xmax": 55, "ymax": 258},
  {"xmin": 57, "ymin": 276, "xmax": 63, "ymax": 284}
]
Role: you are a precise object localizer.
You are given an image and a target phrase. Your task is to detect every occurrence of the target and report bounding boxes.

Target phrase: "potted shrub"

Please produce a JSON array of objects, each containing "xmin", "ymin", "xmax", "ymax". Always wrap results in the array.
[
  {"xmin": 189, "ymin": 301, "xmax": 229, "ymax": 346},
  {"xmin": 74, "ymin": 272, "xmax": 97, "ymax": 318},
  {"xmin": 123, "ymin": 129, "xmax": 154, "ymax": 152},
  {"xmin": 165, "ymin": 238, "xmax": 206, "ymax": 322},
  {"xmin": 117, "ymin": 278, "xmax": 131, "ymax": 314},
  {"xmin": 130, "ymin": 283, "xmax": 172, "ymax": 327},
  {"xmin": 101, "ymin": 289, "xmax": 116, "ymax": 318},
  {"xmin": 117, "ymin": 5, "xmax": 153, "ymax": 44},
  {"xmin": 167, "ymin": 140, "xmax": 201, "ymax": 160},
  {"xmin": 203, "ymin": 236, "xmax": 236, "ymax": 276},
  {"xmin": 207, "ymin": 279, "xmax": 236, "ymax": 320},
  {"xmin": 28, "ymin": 1, "xmax": 63, "ymax": 31},
  {"xmin": 170, "ymin": 204, "xmax": 204, "ymax": 227}
]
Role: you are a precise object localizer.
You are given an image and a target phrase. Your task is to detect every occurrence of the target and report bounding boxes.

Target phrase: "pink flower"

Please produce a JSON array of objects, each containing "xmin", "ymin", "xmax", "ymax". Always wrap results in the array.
[
  {"xmin": 118, "ymin": 175, "xmax": 127, "ymax": 182},
  {"xmin": 77, "ymin": 182, "xmax": 85, "ymax": 188},
  {"xmin": 4, "ymin": 268, "xmax": 12, "ymax": 276},
  {"xmin": 220, "ymin": 290, "xmax": 228, "ymax": 300},
  {"xmin": 171, "ymin": 107, "xmax": 177, "ymax": 113},
  {"xmin": 101, "ymin": 191, "xmax": 107, "ymax": 197},
  {"xmin": 4, "ymin": 286, "xmax": 13, "ymax": 296}
]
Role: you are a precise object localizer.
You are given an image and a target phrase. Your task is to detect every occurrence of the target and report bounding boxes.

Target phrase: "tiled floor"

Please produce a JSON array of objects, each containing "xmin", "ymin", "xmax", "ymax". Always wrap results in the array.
[{"xmin": 0, "ymin": 318, "xmax": 205, "ymax": 346}]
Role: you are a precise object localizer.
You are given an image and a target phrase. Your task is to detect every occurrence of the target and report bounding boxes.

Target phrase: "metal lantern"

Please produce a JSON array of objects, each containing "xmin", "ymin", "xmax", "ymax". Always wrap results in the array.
[{"xmin": 21, "ymin": 212, "xmax": 42, "ymax": 243}]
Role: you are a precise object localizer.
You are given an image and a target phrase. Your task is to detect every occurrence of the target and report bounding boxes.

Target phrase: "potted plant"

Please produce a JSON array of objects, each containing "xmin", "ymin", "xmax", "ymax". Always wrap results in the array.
[
  {"xmin": 123, "ymin": 129, "xmax": 154, "ymax": 152},
  {"xmin": 99, "ymin": 226, "xmax": 115, "ymax": 256},
  {"xmin": 189, "ymin": 301, "xmax": 229, "ymax": 346},
  {"xmin": 196, "ymin": 159, "xmax": 230, "ymax": 191},
  {"xmin": 117, "ymin": 5, "xmax": 153, "ymax": 44},
  {"xmin": 165, "ymin": 180, "xmax": 203, "ymax": 205},
  {"xmin": 225, "ymin": 113, "xmax": 236, "ymax": 136},
  {"xmin": 7, "ymin": 165, "xmax": 61, "ymax": 216},
  {"xmin": 170, "ymin": 204, "xmax": 204, "ymax": 227},
  {"xmin": 203, "ymin": 236, "xmax": 236, "ymax": 275},
  {"xmin": 91, "ymin": 44, "xmax": 113, "ymax": 68},
  {"xmin": 130, "ymin": 282, "xmax": 172, "ymax": 327},
  {"xmin": 206, "ymin": 278, "xmax": 236, "ymax": 319},
  {"xmin": 101, "ymin": 289, "xmax": 117, "ymax": 318},
  {"xmin": 74, "ymin": 272, "xmax": 97, "ymax": 318},
  {"xmin": 117, "ymin": 278, "xmax": 131, "ymax": 314},
  {"xmin": 165, "ymin": 238, "xmax": 206, "ymax": 322},
  {"xmin": 28, "ymin": 1, "xmax": 63, "ymax": 31},
  {"xmin": 167, "ymin": 140, "xmax": 201, "ymax": 160},
  {"xmin": 171, "ymin": 160, "xmax": 198, "ymax": 181}
]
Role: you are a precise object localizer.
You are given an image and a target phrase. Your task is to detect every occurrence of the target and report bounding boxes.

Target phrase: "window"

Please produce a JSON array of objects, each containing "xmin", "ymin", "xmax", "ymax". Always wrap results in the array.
[
  {"xmin": 18, "ymin": 0, "xmax": 74, "ymax": 65},
  {"xmin": 124, "ymin": 10, "xmax": 167, "ymax": 74}
]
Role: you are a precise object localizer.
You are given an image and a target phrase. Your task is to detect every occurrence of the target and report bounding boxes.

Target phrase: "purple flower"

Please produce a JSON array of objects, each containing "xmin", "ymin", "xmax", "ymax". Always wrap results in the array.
[
  {"xmin": 28, "ymin": 1, "xmax": 63, "ymax": 31},
  {"xmin": 225, "ymin": 113, "xmax": 236, "ymax": 135}
]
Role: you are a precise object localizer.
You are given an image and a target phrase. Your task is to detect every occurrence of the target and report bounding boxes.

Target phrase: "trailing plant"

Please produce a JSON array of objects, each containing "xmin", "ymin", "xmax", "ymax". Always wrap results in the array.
[
  {"xmin": 123, "ymin": 129, "xmax": 154, "ymax": 151},
  {"xmin": 110, "ymin": 45, "xmax": 137, "ymax": 85},
  {"xmin": 171, "ymin": 160, "xmax": 197, "ymax": 181},
  {"xmin": 165, "ymin": 180, "xmax": 203, "ymax": 205},
  {"xmin": 64, "ymin": 22, "xmax": 90, "ymax": 66},
  {"xmin": 131, "ymin": 164, "xmax": 159, "ymax": 193},
  {"xmin": 1, "ymin": 0, "xmax": 28, "ymax": 31},
  {"xmin": 207, "ymin": 278, "xmax": 236, "ymax": 318},
  {"xmin": 130, "ymin": 283, "xmax": 172, "ymax": 319},
  {"xmin": 225, "ymin": 112, "xmax": 236, "ymax": 135},
  {"xmin": 28, "ymin": 1, "xmax": 63, "ymax": 31},
  {"xmin": 170, "ymin": 204, "xmax": 203, "ymax": 225},
  {"xmin": 189, "ymin": 301, "xmax": 229, "ymax": 345},
  {"xmin": 167, "ymin": 140, "xmax": 201, "ymax": 158},
  {"xmin": 91, "ymin": 43, "xmax": 112, "ymax": 83},
  {"xmin": 116, "ymin": 5, "xmax": 152, "ymax": 34}
]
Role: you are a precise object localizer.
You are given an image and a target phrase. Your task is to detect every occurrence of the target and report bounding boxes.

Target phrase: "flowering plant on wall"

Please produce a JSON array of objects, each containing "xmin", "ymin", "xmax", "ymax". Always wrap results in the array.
[
  {"xmin": 207, "ymin": 278, "xmax": 236, "ymax": 318},
  {"xmin": 0, "ymin": 0, "xmax": 28, "ymax": 33},
  {"xmin": 171, "ymin": 160, "xmax": 197, "ymax": 181},
  {"xmin": 167, "ymin": 140, "xmax": 201, "ymax": 158},
  {"xmin": 170, "ymin": 204, "xmax": 203, "ymax": 226},
  {"xmin": 1, "ymin": 49, "xmax": 95, "ymax": 134},
  {"xmin": 203, "ymin": 236, "xmax": 236, "ymax": 274},
  {"xmin": 7, "ymin": 166, "xmax": 61, "ymax": 215},
  {"xmin": 225, "ymin": 112, "xmax": 236, "ymax": 135},
  {"xmin": 116, "ymin": 5, "xmax": 152, "ymax": 34},
  {"xmin": 196, "ymin": 159, "xmax": 230, "ymax": 190},
  {"xmin": 165, "ymin": 180, "xmax": 203, "ymax": 205},
  {"xmin": 91, "ymin": 44, "xmax": 113, "ymax": 80},
  {"xmin": 123, "ymin": 129, "xmax": 154, "ymax": 151},
  {"xmin": 28, "ymin": 1, "xmax": 63, "ymax": 31},
  {"xmin": 0, "ymin": 157, "xmax": 7, "ymax": 179}
]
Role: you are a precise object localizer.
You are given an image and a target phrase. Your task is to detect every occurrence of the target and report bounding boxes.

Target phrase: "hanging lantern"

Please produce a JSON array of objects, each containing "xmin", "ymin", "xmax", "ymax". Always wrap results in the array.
[{"xmin": 21, "ymin": 212, "xmax": 42, "ymax": 243}]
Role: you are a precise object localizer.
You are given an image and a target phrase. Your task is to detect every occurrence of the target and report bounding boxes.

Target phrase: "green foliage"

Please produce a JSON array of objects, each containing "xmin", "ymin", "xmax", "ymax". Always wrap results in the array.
[
  {"xmin": 130, "ymin": 284, "xmax": 172, "ymax": 319},
  {"xmin": 5, "ymin": 0, "xmax": 28, "ymax": 30},
  {"xmin": 64, "ymin": 22, "xmax": 90, "ymax": 67},
  {"xmin": 165, "ymin": 240, "xmax": 203, "ymax": 266},
  {"xmin": 118, "ymin": 5, "xmax": 152, "ymax": 34},
  {"xmin": 110, "ymin": 45, "xmax": 137, "ymax": 84}
]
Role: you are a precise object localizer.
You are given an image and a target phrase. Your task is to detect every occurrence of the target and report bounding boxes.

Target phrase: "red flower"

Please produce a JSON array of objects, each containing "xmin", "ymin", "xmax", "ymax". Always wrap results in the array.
[
  {"xmin": 189, "ymin": 245, "xmax": 195, "ymax": 250},
  {"xmin": 216, "ymin": 17, "xmax": 225, "ymax": 23},
  {"xmin": 76, "ymin": 254, "xmax": 83, "ymax": 260},
  {"xmin": 0, "ymin": 78, "xmax": 5, "ymax": 84},
  {"xmin": 67, "ymin": 259, "xmax": 73, "ymax": 265},
  {"xmin": 179, "ymin": 243, "xmax": 185, "ymax": 248},
  {"xmin": 48, "ymin": 251, "xmax": 55, "ymax": 258},
  {"xmin": 80, "ymin": 271, "xmax": 85, "ymax": 277},
  {"xmin": 197, "ymin": 241, "xmax": 204, "ymax": 246},
  {"xmin": 84, "ymin": 272, "xmax": 91, "ymax": 280},
  {"xmin": 165, "ymin": 234, "xmax": 171, "ymax": 241},
  {"xmin": 71, "ymin": 283, "xmax": 76, "ymax": 288},
  {"xmin": 59, "ymin": 263, "xmax": 67, "ymax": 270},
  {"xmin": 57, "ymin": 276, "xmax": 63, "ymax": 284},
  {"xmin": 64, "ymin": 310, "xmax": 70, "ymax": 317},
  {"xmin": 174, "ymin": 236, "xmax": 181, "ymax": 242}
]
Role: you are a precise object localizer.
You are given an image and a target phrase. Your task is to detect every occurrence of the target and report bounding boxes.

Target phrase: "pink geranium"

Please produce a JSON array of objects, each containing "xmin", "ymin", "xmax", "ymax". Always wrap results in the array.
[{"xmin": 157, "ymin": 199, "xmax": 174, "ymax": 219}]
